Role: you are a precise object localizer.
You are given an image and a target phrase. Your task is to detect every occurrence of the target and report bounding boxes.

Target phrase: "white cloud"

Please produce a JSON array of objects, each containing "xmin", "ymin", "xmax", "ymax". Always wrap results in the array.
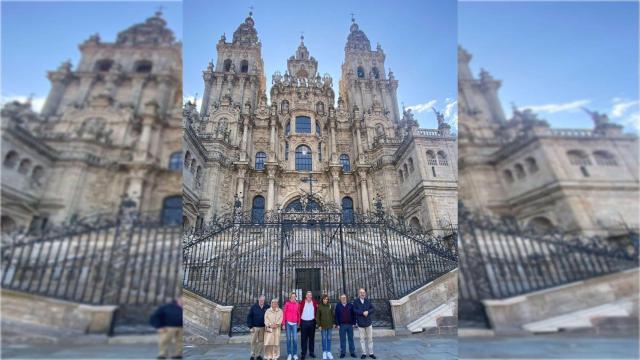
[
  {"xmin": 611, "ymin": 99, "xmax": 639, "ymax": 117},
  {"xmin": 1, "ymin": 95, "xmax": 46, "ymax": 113},
  {"xmin": 407, "ymin": 100, "xmax": 437, "ymax": 114},
  {"xmin": 610, "ymin": 98, "xmax": 640, "ymax": 132},
  {"xmin": 521, "ymin": 99, "xmax": 591, "ymax": 114}
]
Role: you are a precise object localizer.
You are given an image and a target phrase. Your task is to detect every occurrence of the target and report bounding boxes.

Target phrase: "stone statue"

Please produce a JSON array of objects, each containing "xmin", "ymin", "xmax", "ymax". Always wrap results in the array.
[{"xmin": 582, "ymin": 107, "xmax": 610, "ymax": 127}]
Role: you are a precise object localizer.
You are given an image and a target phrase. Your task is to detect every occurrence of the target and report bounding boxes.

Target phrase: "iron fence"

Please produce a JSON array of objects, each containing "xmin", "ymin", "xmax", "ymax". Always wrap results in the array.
[
  {"xmin": 458, "ymin": 203, "xmax": 639, "ymax": 327},
  {"xmin": 183, "ymin": 196, "xmax": 458, "ymax": 334}
]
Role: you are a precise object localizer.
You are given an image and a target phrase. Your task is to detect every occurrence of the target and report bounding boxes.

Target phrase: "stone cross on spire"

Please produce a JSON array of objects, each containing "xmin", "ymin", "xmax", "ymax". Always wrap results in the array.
[
  {"xmin": 350, "ymin": 12, "xmax": 356, "ymax": 23},
  {"xmin": 249, "ymin": 5, "xmax": 254, "ymax": 17}
]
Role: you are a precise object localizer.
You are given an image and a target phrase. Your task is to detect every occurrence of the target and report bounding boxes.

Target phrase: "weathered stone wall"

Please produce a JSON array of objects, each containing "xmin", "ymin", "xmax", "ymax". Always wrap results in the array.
[
  {"xmin": 183, "ymin": 289, "xmax": 232, "ymax": 345},
  {"xmin": 483, "ymin": 267, "xmax": 640, "ymax": 334},
  {"xmin": 1, "ymin": 289, "xmax": 117, "ymax": 334},
  {"xmin": 389, "ymin": 269, "xmax": 458, "ymax": 332}
]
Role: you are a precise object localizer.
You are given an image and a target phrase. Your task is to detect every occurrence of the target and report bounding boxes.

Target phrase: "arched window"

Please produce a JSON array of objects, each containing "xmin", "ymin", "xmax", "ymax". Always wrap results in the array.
[
  {"xmin": 223, "ymin": 59, "xmax": 232, "ymax": 72},
  {"xmin": 316, "ymin": 122, "xmax": 321, "ymax": 136},
  {"xmin": 426, "ymin": 150, "xmax": 437, "ymax": 166},
  {"xmin": 514, "ymin": 163, "xmax": 526, "ymax": 179},
  {"xmin": 161, "ymin": 196, "xmax": 182, "ymax": 225},
  {"xmin": 285, "ymin": 142, "xmax": 289, "ymax": 160},
  {"xmin": 567, "ymin": 150, "xmax": 591, "ymax": 166},
  {"xmin": 372, "ymin": 67, "xmax": 380, "ymax": 79},
  {"xmin": 3, "ymin": 151, "xmax": 19, "ymax": 168},
  {"xmin": 316, "ymin": 101, "xmax": 325, "ymax": 115},
  {"xmin": 527, "ymin": 217, "xmax": 554, "ymax": 234},
  {"xmin": 295, "ymin": 116, "xmax": 311, "ymax": 133},
  {"xmin": 240, "ymin": 60, "xmax": 249, "ymax": 73},
  {"xmin": 169, "ymin": 151, "xmax": 182, "ymax": 171},
  {"xmin": 357, "ymin": 66, "xmax": 365, "ymax": 78},
  {"xmin": 18, "ymin": 159, "xmax": 31, "ymax": 174},
  {"xmin": 295, "ymin": 145, "xmax": 312, "ymax": 171},
  {"xmin": 255, "ymin": 151, "xmax": 266, "ymax": 170},
  {"xmin": 593, "ymin": 150, "xmax": 617, "ymax": 166},
  {"xmin": 31, "ymin": 166, "xmax": 45, "ymax": 184},
  {"xmin": 134, "ymin": 60, "xmax": 152, "ymax": 74},
  {"xmin": 286, "ymin": 198, "xmax": 320, "ymax": 212},
  {"xmin": 409, "ymin": 158, "xmax": 415, "ymax": 173},
  {"xmin": 525, "ymin": 157, "xmax": 539, "ymax": 173},
  {"xmin": 409, "ymin": 217, "xmax": 421, "ymax": 232},
  {"xmin": 503, "ymin": 169, "xmax": 515, "ymax": 183},
  {"xmin": 95, "ymin": 59, "xmax": 114, "ymax": 72},
  {"xmin": 251, "ymin": 196, "xmax": 265, "ymax": 223},
  {"xmin": 342, "ymin": 197, "xmax": 354, "ymax": 224},
  {"xmin": 437, "ymin": 151, "xmax": 448, "ymax": 166},
  {"xmin": 184, "ymin": 151, "xmax": 192, "ymax": 168},
  {"xmin": 340, "ymin": 154, "xmax": 351, "ymax": 172},
  {"xmin": 281, "ymin": 100, "xmax": 289, "ymax": 114}
]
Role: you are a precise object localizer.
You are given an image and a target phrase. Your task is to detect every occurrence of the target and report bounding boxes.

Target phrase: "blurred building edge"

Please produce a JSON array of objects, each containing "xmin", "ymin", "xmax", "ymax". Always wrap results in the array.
[
  {"xmin": 458, "ymin": 45, "xmax": 639, "ymax": 240},
  {"xmin": 0, "ymin": 11, "xmax": 183, "ymax": 235}
]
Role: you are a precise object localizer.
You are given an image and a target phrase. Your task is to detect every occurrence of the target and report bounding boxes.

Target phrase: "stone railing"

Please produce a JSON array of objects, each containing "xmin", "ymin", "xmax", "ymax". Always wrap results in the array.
[{"xmin": 549, "ymin": 128, "xmax": 595, "ymax": 137}]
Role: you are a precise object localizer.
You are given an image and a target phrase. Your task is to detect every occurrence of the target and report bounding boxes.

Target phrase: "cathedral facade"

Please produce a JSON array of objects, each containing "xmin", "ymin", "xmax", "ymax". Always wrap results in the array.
[
  {"xmin": 183, "ymin": 14, "xmax": 458, "ymax": 231},
  {"xmin": 458, "ymin": 46, "xmax": 639, "ymax": 237},
  {"xmin": 1, "ymin": 12, "xmax": 183, "ymax": 233}
]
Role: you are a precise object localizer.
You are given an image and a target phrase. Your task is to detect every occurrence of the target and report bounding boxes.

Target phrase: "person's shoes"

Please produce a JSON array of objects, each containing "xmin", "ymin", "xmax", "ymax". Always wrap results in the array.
[
  {"xmin": 361, "ymin": 355, "xmax": 367, "ymax": 359},
  {"xmin": 340, "ymin": 354, "xmax": 345, "ymax": 359},
  {"xmin": 368, "ymin": 355, "xmax": 376, "ymax": 359},
  {"xmin": 287, "ymin": 356, "xmax": 292, "ymax": 360},
  {"xmin": 293, "ymin": 356, "xmax": 299, "ymax": 360},
  {"xmin": 170, "ymin": 357, "xmax": 182, "ymax": 360},
  {"xmin": 257, "ymin": 357, "xmax": 263, "ymax": 360},
  {"xmin": 322, "ymin": 353, "xmax": 327, "ymax": 360},
  {"xmin": 251, "ymin": 357, "xmax": 256, "ymax": 360},
  {"xmin": 350, "ymin": 354, "xmax": 356, "ymax": 358},
  {"xmin": 310, "ymin": 355, "xmax": 316, "ymax": 359},
  {"xmin": 301, "ymin": 355, "xmax": 305, "ymax": 360},
  {"xmin": 327, "ymin": 353, "xmax": 334, "ymax": 359}
]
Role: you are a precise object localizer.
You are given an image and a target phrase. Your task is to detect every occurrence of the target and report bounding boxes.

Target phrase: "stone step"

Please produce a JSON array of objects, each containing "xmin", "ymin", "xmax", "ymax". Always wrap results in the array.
[
  {"xmin": 406, "ymin": 300, "xmax": 456, "ymax": 333},
  {"xmin": 523, "ymin": 298, "xmax": 635, "ymax": 333},
  {"xmin": 1, "ymin": 318, "xmax": 108, "ymax": 346}
]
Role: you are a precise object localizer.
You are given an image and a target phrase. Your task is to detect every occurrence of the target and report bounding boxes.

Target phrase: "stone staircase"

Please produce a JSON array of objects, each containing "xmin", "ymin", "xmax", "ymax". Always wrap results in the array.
[
  {"xmin": 523, "ymin": 297, "xmax": 639, "ymax": 335},
  {"xmin": 406, "ymin": 298, "xmax": 457, "ymax": 335}
]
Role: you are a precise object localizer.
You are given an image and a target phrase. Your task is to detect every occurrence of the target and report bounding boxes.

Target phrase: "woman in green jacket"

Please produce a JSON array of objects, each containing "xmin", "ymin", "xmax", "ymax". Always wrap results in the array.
[{"xmin": 316, "ymin": 294, "xmax": 336, "ymax": 359}]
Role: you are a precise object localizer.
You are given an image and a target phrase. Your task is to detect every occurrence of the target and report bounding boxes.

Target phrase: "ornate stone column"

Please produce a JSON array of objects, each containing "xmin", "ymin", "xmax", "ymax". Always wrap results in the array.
[
  {"xmin": 330, "ymin": 166, "xmax": 341, "ymax": 205},
  {"xmin": 358, "ymin": 168, "xmax": 370, "ymax": 211},
  {"xmin": 157, "ymin": 74, "xmax": 174, "ymax": 115},
  {"xmin": 240, "ymin": 120, "xmax": 249, "ymax": 161},
  {"xmin": 134, "ymin": 101, "xmax": 159, "ymax": 162},
  {"xmin": 235, "ymin": 165, "xmax": 248, "ymax": 203},
  {"xmin": 266, "ymin": 164, "xmax": 277, "ymax": 211},
  {"xmin": 330, "ymin": 119, "xmax": 337, "ymax": 162},
  {"xmin": 355, "ymin": 127, "xmax": 363, "ymax": 163},
  {"xmin": 269, "ymin": 118, "xmax": 277, "ymax": 161}
]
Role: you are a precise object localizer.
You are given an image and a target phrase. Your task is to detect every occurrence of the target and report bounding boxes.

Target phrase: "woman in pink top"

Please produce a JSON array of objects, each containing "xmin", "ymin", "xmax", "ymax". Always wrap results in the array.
[{"xmin": 282, "ymin": 292, "xmax": 301, "ymax": 360}]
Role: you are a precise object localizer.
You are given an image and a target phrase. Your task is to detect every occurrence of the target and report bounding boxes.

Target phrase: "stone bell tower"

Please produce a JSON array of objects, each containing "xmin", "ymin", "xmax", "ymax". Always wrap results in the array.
[{"xmin": 339, "ymin": 17, "xmax": 400, "ymax": 124}]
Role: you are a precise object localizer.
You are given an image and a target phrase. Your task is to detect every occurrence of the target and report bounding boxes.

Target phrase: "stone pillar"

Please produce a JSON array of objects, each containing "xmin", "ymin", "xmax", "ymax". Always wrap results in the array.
[
  {"xmin": 201, "ymin": 71, "xmax": 214, "ymax": 113},
  {"xmin": 76, "ymin": 75, "xmax": 96, "ymax": 106},
  {"xmin": 266, "ymin": 165, "xmax": 277, "ymax": 211},
  {"xmin": 330, "ymin": 120, "xmax": 338, "ymax": 162},
  {"xmin": 134, "ymin": 102, "xmax": 159, "ymax": 162},
  {"xmin": 358, "ymin": 168, "xmax": 370, "ymax": 211},
  {"xmin": 131, "ymin": 78, "xmax": 146, "ymax": 110},
  {"xmin": 330, "ymin": 166, "xmax": 341, "ymax": 205},
  {"xmin": 236, "ymin": 165, "xmax": 247, "ymax": 202},
  {"xmin": 157, "ymin": 75, "xmax": 174, "ymax": 115},
  {"xmin": 354, "ymin": 127, "xmax": 362, "ymax": 162},
  {"xmin": 269, "ymin": 119, "xmax": 277, "ymax": 161},
  {"xmin": 240, "ymin": 121, "xmax": 249, "ymax": 161}
]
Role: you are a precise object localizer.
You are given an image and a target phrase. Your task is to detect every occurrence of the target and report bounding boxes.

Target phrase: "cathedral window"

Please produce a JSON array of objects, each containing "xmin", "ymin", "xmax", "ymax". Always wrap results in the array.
[
  {"xmin": 409, "ymin": 158, "xmax": 415, "ymax": 173},
  {"xmin": 95, "ymin": 59, "xmax": 114, "ymax": 72},
  {"xmin": 240, "ymin": 60, "xmax": 249, "ymax": 73},
  {"xmin": 169, "ymin": 151, "xmax": 182, "ymax": 171},
  {"xmin": 340, "ymin": 154, "xmax": 351, "ymax": 172},
  {"xmin": 161, "ymin": 196, "xmax": 182, "ymax": 225},
  {"xmin": 593, "ymin": 150, "xmax": 617, "ymax": 166},
  {"xmin": 357, "ymin": 66, "xmax": 365, "ymax": 78},
  {"xmin": 437, "ymin": 151, "xmax": 448, "ymax": 166},
  {"xmin": 342, "ymin": 197, "xmax": 354, "ymax": 224},
  {"xmin": 525, "ymin": 157, "xmax": 539, "ymax": 173},
  {"xmin": 426, "ymin": 150, "xmax": 438, "ymax": 166},
  {"xmin": 527, "ymin": 216, "xmax": 554, "ymax": 234},
  {"xmin": 514, "ymin": 163, "xmax": 526, "ymax": 179},
  {"xmin": 567, "ymin": 150, "xmax": 591, "ymax": 166},
  {"xmin": 251, "ymin": 196, "xmax": 265, "ymax": 224},
  {"xmin": 255, "ymin": 151, "xmax": 266, "ymax": 170},
  {"xmin": 223, "ymin": 59, "xmax": 232, "ymax": 72},
  {"xmin": 134, "ymin": 60, "xmax": 152, "ymax": 74},
  {"xmin": 372, "ymin": 67, "xmax": 380, "ymax": 79},
  {"xmin": 3, "ymin": 151, "xmax": 19, "ymax": 168},
  {"xmin": 281, "ymin": 100, "xmax": 290, "ymax": 114},
  {"xmin": 316, "ymin": 101, "xmax": 325, "ymax": 115},
  {"xmin": 18, "ymin": 159, "xmax": 31, "ymax": 175},
  {"xmin": 295, "ymin": 145, "xmax": 312, "ymax": 171},
  {"xmin": 184, "ymin": 151, "xmax": 192, "ymax": 168},
  {"xmin": 295, "ymin": 116, "xmax": 312, "ymax": 133},
  {"xmin": 409, "ymin": 217, "xmax": 421, "ymax": 232},
  {"xmin": 503, "ymin": 169, "xmax": 514, "ymax": 184},
  {"xmin": 31, "ymin": 166, "xmax": 45, "ymax": 185}
]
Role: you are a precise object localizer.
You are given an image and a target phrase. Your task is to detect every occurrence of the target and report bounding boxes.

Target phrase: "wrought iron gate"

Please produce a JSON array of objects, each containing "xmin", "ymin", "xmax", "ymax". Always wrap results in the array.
[
  {"xmin": 458, "ymin": 203, "xmax": 639, "ymax": 327},
  {"xmin": 183, "ymin": 197, "xmax": 458, "ymax": 334}
]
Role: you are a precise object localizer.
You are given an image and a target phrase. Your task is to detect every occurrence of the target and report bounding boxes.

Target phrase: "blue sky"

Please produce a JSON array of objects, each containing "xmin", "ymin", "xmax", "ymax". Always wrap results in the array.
[
  {"xmin": 183, "ymin": 0, "xmax": 458, "ymax": 130},
  {"xmin": 459, "ymin": 1, "xmax": 639, "ymax": 133},
  {"xmin": 1, "ymin": 1, "xmax": 182, "ymax": 111}
]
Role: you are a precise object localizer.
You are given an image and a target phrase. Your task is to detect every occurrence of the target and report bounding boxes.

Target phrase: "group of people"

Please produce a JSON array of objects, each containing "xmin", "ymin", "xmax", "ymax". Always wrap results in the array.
[{"xmin": 247, "ymin": 288, "xmax": 377, "ymax": 360}]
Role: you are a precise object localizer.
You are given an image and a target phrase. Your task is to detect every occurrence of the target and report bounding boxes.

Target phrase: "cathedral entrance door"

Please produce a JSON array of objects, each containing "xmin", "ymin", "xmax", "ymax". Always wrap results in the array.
[{"xmin": 295, "ymin": 268, "xmax": 321, "ymax": 301}]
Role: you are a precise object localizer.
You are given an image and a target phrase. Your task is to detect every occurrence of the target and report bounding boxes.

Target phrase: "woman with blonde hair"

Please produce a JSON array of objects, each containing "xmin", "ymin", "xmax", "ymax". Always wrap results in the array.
[{"xmin": 264, "ymin": 298, "xmax": 283, "ymax": 360}]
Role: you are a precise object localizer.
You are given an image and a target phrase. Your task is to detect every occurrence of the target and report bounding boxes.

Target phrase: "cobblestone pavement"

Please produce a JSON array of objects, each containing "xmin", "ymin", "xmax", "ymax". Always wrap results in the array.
[
  {"xmin": 459, "ymin": 334, "xmax": 639, "ymax": 359},
  {"xmin": 185, "ymin": 335, "xmax": 457, "ymax": 360},
  {"xmin": 1, "ymin": 343, "xmax": 161, "ymax": 359}
]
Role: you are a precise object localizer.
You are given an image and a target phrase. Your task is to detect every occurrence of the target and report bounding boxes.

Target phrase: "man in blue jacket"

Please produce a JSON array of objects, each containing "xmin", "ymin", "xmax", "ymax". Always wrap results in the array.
[
  {"xmin": 247, "ymin": 295, "xmax": 268, "ymax": 360},
  {"xmin": 150, "ymin": 296, "xmax": 183, "ymax": 359},
  {"xmin": 352, "ymin": 288, "xmax": 376, "ymax": 359},
  {"xmin": 335, "ymin": 294, "xmax": 357, "ymax": 358}
]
